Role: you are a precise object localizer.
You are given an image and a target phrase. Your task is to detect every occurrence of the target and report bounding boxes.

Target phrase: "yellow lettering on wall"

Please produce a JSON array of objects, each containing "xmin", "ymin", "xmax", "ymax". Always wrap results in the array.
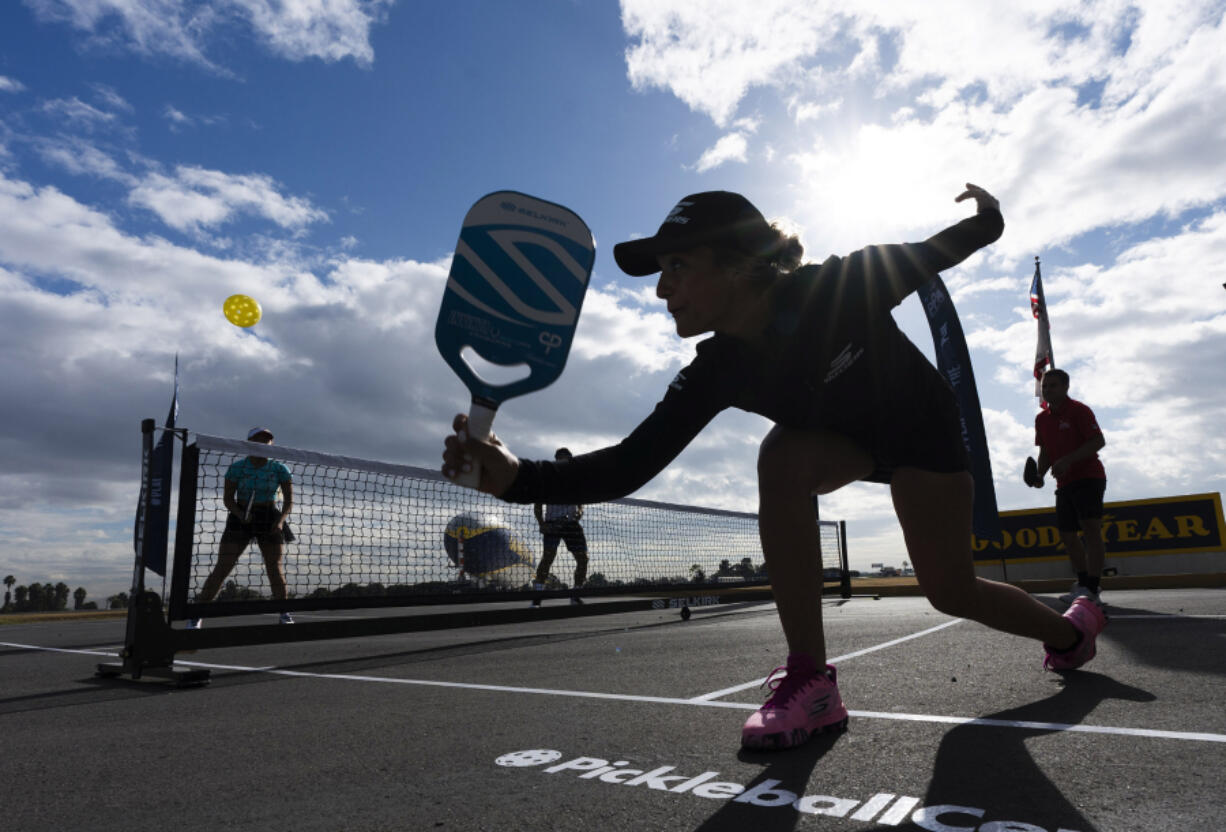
[
  {"xmin": 1037, "ymin": 526, "xmax": 1061, "ymax": 547},
  {"xmin": 1175, "ymin": 515, "xmax": 1210, "ymax": 538},
  {"xmin": 1143, "ymin": 517, "xmax": 1174, "ymax": 540},
  {"xmin": 1115, "ymin": 519, "xmax": 1140, "ymax": 542}
]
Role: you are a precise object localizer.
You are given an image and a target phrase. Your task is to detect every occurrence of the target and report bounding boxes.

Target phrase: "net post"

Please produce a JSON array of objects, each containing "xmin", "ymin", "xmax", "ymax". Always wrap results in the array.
[
  {"xmin": 839, "ymin": 520, "xmax": 852, "ymax": 599},
  {"xmin": 97, "ymin": 422, "xmax": 209, "ymax": 686},
  {"xmin": 120, "ymin": 418, "xmax": 156, "ymax": 652},
  {"xmin": 131, "ymin": 419, "xmax": 155, "ymax": 596},
  {"xmin": 168, "ymin": 440, "xmax": 200, "ymax": 621}
]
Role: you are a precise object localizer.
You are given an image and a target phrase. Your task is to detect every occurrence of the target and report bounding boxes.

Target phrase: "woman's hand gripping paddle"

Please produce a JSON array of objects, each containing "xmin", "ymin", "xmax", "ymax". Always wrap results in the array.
[{"xmin": 435, "ymin": 192, "xmax": 595, "ymax": 490}]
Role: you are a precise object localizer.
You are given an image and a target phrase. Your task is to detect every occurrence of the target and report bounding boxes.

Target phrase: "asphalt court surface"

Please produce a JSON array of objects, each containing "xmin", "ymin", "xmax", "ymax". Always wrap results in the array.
[{"xmin": 2, "ymin": 588, "xmax": 1224, "ymax": 832}]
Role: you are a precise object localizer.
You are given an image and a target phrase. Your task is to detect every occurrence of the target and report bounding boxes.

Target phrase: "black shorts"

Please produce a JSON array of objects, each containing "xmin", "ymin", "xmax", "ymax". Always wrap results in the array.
[
  {"xmin": 542, "ymin": 520, "xmax": 587, "ymax": 553},
  {"xmin": 859, "ymin": 386, "xmax": 970, "ymax": 484},
  {"xmin": 1055, "ymin": 479, "xmax": 1106, "ymax": 532},
  {"xmin": 221, "ymin": 504, "xmax": 294, "ymax": 547}
]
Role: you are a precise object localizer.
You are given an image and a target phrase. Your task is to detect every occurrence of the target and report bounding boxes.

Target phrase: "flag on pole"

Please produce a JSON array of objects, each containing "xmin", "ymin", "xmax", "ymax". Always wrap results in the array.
[
  {"xmin": 917, "ymin": 278, "xmax": 1002, "ymax": 543},
  {"xmin": 134, "ymin": 355, "xmax": 179, "ymax": 576},
  {"xmin": 1030, "ymin": 256, "xmax": 1054, "ymax": 402}
]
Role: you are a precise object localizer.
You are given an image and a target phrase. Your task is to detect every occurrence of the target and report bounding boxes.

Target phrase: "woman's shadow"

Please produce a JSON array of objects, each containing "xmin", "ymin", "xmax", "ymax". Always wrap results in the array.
[
  {"xmin": 691, "ymin": 672, "xmax": 1153, "ymax": 832},
  {"xmin": 864, "ymin": 672, "xmax": 1155, "ymax": 832},
  {"xmin": 691, "ymin": 728, "xmax": 844, "ymax": 832}
]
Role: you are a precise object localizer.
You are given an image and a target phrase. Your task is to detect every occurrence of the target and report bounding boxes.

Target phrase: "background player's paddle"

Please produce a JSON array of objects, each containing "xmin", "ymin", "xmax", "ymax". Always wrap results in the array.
[
  {"xmin": 436, "ymin": 191, "xmax": 595, "ymax": 489},
  {"xmin": 1023, "ymin": 456, "xmax": 1043, "ymax": 488}
]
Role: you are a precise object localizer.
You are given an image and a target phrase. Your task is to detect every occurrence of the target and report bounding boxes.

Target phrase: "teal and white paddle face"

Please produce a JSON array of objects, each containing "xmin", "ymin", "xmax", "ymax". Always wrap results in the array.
[
  {"xmin": 435, "ymin": 191, "xmax": 594, "ymax": 487},
  {"xmin": 436, "ymin": 191, "xmax": 594, "ymax": 406}
]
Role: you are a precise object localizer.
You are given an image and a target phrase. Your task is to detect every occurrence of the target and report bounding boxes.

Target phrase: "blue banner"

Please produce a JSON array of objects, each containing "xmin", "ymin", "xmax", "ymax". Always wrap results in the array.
[
  {"xmin": 916, "ymin": 279, "xmax": 1002, "ymax": 542},
  {"xmin": 135, "ymin": 356, "xmax": 179, "ymax": 576}
]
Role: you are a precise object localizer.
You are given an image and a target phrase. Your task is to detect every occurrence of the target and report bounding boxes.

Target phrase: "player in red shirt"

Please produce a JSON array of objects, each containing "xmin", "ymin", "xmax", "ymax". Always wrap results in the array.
[{"xmin": 1033, "ymin": 369, "xmax": 1107, "ymax": 604}]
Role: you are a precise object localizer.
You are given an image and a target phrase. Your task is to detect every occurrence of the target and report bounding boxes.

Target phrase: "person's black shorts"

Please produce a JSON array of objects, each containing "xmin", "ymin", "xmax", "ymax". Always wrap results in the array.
[
  {"xmin": 860, "ymin": 385, "xmax": 970, "ymax": 484},
  {"xmin": 1055, "ymin": 479, "xmax": 1107, "ymax": 532},
  {"xmin": 221, "ymin": 504, "xmax": 294, "ymax": 547},
  {"xmin": 542, "ymin": 519, "xmax": 587, "ymax": 553}
]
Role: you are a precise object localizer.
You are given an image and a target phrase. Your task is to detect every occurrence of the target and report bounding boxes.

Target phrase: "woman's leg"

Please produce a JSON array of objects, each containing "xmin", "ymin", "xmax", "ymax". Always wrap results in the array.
[
  {"xmin": 889, "ymin": 467, "xmax": 1077, "ymax": 648},
  {"xmin": 197, "ymin": 543, "xmax": 245, "ymax": 603},
  {"xmin": 258, "ymin": 538, "xmax": 288, "ymax": 601},
  {"xmin": 757, "ymin": 426, "xmax": 874, "ymax": 665}
]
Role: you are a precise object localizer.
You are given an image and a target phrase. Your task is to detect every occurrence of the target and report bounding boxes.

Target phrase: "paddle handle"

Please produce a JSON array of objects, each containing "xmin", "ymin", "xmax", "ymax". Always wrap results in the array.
[{"xmin": 455, "ymin": 401, "xmax": 497, "ymax": 490}]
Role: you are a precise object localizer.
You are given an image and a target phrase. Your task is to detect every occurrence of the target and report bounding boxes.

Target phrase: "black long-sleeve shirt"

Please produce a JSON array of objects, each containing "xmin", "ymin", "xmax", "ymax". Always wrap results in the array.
[{"xmin": 503, "ymin": 209, "xmax": 1004, "ymax": 505}]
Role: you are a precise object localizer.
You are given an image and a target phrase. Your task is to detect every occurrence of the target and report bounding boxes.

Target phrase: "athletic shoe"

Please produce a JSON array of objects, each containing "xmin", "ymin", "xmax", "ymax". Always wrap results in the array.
[
  {"xmin": 741, "ymin": 654, "xmax": 849, "ymax": 751},
  {"xmin": 279, "ymin": 612, "xmax": 294, "ymax": 624},
  {"xmin": 530, "ymin": 598, "xmax": 541, "ymax": 608},
  {"xmin": 185, "ymin": 618, "xmax": 202, "ymax": 630},
  {"xmin": 1043, "ymin": 597, "xmax": 1108, "ymax": 671},
  {"xmin": 570, "ymin": 596, "xmax": 584, "ymax": 606}
]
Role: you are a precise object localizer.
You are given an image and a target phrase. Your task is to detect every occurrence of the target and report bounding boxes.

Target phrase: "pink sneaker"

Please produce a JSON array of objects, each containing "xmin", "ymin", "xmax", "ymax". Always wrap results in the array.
[
  {"xmin": 1044, "ymin": 597, "xmax": 1108, "ymax": 671},
  {"xmin": 741, "ymin": 654, "xmax": 849, "ymax": 751}
]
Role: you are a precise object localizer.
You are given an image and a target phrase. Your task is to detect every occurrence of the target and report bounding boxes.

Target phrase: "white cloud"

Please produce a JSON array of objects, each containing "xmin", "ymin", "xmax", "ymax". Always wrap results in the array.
[
  {"xmin": 162, "ymin": 104, "xmax": 227, "ymax": 132},
  {"xmin": 622, "ymin": 0, "xmax": 837, "ymax": 126},
  {"xmin": 91, "ymin": 83, "xmax": 133, "ymax": 113},
  {"xmin": 34, "ymin": 137, "xmax": 135, "ymax": 182},
  {"xmin": 0, "ymin": 76, "xmax": 26, "ymax": 93},
  {"xmin": 163, "ymin": 105, "xmax": 192, "ymax": 129},
  {"xmin": 693, "ymin": 132, "xmax": 750, "ymax": 172},
  {"xmin": 624, "ymin": 1, "xmax": 1226, "ymax": 260},
  {"xmin": 25, "ymin": 0, "xmax": 219, "ymax": 67},
  {"xmin": 128, "ymin": 165, "xmax": 330, "ymax": 233},
  {"xmin": 41, "ymin": 96, "xmax": 119, "ymax": 128},
  {"xmin": 571, "ymin": 285, "xmax": 692, "ymax": 373},
  {"xmin": 24, "ymin": 0, "xmax": 393, "ymax": 68},
  {"xmin": 232, "ymin": 0, "xmax": 394, "ymax": 64}
]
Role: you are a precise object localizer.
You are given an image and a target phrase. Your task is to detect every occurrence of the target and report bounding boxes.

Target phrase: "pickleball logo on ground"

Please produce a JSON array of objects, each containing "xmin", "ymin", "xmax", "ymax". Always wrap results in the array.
[
  {"xmin": 494, "ymin": 749, "xmax": 1087, "ymax": 830},
  {"xmin": 496, "ymin": 749, "xmax": 562, "ymax": 767}
]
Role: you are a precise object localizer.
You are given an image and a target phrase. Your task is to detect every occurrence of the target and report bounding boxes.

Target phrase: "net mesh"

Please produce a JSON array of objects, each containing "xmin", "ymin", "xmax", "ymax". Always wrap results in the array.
[{"xmin": 179, "ymin": 434, "xmax": 846, "ymax": 607}]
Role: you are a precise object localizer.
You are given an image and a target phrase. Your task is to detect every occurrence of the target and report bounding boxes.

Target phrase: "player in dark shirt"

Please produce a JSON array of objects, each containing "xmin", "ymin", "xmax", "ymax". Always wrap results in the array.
[{"xmin": 441, "ymin": 185, "xmax": 1106, "ymax": 751}]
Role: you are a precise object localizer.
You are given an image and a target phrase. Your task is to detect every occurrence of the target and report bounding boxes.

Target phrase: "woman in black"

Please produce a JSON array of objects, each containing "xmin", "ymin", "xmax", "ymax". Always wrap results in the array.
[{"xmin": 442, "ymin": 184, "xmax": 1106, "ymax": 751}]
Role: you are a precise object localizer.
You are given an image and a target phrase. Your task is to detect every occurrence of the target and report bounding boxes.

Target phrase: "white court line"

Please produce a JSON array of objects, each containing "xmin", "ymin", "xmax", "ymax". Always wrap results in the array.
[
  {"xmin": 1107, "ymin": 614, "xmax": 1226, "ymax": 620},
  {"xmin": 690, "ymin": 619, "xmax": 966, "ymax": 702},
  {"xmin": 1, "ymin": 642, "xmax": 116, "ymax": 657},
  {"xmin": 4, "ymin": 641, "xmax": 1224, "ymax": 744}
]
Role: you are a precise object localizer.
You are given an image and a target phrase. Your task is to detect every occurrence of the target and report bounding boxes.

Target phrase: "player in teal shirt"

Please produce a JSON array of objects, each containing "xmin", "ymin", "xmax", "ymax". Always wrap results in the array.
[{"xmin": 188, "ymin": 427, "xmax": 295, "ymax": 627}]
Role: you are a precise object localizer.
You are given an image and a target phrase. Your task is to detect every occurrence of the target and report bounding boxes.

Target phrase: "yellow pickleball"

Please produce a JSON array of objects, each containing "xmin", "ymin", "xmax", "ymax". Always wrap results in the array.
[{"xmin": 223, "ymin": 294, "xmax": 262, "ymax": 328}]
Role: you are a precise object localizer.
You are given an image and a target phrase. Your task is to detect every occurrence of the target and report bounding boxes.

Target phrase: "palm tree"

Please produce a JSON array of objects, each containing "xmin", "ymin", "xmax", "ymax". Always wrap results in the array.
[
  {"xmin": 73, "ymin": 587, "xmax": 87, "ymax": 610},
  {"xmin": 2, "ymin": 575, "xmax": 13, "ymax": 611}
]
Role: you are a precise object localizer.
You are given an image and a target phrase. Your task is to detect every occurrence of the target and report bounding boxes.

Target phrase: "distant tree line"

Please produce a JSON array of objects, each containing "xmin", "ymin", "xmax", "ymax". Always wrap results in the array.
[
  {"xmin": 2, "ymin": 575, "xmax": 130, "ymax": 613},
  {"xmin": 198, "ymin": 560, "xmax": 773, "ymax": 604}
]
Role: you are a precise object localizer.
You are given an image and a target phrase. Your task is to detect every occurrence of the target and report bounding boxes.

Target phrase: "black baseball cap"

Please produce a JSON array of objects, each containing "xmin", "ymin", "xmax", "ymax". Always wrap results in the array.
[{"xmin": 613, "ymin": 191, "xmax": 775, "ymax": 276}]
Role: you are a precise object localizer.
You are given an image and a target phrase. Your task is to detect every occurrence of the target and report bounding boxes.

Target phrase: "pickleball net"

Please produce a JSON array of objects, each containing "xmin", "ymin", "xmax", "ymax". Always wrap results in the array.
[{"xmin": 168, "ymin": 433, "xmax": 848, "ymax": 619}]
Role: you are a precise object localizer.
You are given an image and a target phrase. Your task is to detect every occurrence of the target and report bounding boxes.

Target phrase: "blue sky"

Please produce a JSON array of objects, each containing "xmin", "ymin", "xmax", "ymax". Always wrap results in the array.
[{"xmin": 2, "ymin": 0, "xmax": 1225, "ymax": 599}]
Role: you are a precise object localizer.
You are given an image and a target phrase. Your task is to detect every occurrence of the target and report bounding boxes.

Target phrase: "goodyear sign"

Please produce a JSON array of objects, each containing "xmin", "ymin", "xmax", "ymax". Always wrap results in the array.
[{"xmin": 972, "ymin": 492, "xmax": 1225, "ymax": 563}]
